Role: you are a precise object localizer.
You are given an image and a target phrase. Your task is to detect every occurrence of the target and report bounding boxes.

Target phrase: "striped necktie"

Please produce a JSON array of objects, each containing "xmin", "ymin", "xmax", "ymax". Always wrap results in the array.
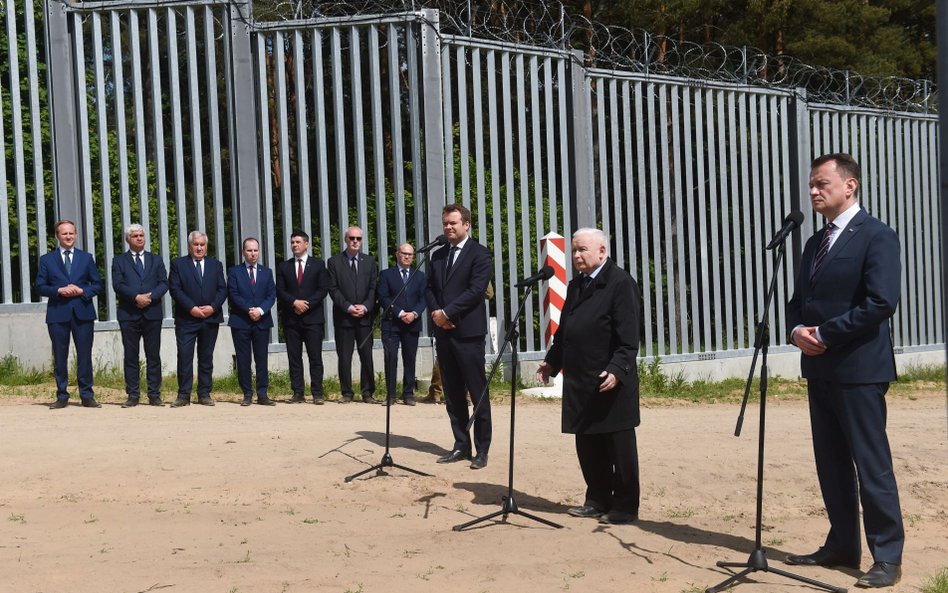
[{"xmin": 811, "ymin": 222, "xmax": 837, "ymax": 279}]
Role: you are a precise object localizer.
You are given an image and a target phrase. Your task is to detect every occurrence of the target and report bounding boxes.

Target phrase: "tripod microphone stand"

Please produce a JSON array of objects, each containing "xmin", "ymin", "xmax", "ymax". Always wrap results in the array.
[
  {"xmin": 344, "ymin": 245, "xmax": 440, "ymax": 483},
  {"xmin": 706, "ymin": 241, "xmax": 845, "ymax": 593},
  {"xmin": 453, "ymin": 282, "xmax": 563, "ymax": 531}
]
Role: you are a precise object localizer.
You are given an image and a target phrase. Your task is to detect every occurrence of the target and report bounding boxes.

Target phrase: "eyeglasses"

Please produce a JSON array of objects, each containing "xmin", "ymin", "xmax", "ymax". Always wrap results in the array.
[{"xmin": 346, "ymin": 236, "xmax": 363, "ymax": 242}]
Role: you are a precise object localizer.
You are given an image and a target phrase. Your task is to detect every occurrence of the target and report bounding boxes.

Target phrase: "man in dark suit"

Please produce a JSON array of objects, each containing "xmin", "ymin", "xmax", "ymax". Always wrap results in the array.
[
  {"xmin": 536, "ymin": 228, "xmax": 641, "ymax": 525},
  {"xmin": 377, "ymin": 243, "xmax": 426, "ymax": 406},
  {"xmin": 425, "ymin": 204, "xmax": 493, "ymax": 470},
  {"xmin": 168, "ymin": 230, "xmax": 227, "ymax": 407},
  {"xmin": 785, "ymin": 153, "xmax": 904, "ymax": 589},
  {"xmin": 111, "ymin": 223, "xmax": 168, "ymax": 407},
  {"xmin": 228, "ymin": 237, "xmax": 277, "ymax": 407},
  {"xmin": 37, "ymin": 220, "xmax": 104, "ymax": 409},
  {"xmin": 276, "ymin": 230, "xmax": 331, "ymax": 404},
  {"xmin": 328, "ymin": 226, "xmax": 378, "ymax": 404}
]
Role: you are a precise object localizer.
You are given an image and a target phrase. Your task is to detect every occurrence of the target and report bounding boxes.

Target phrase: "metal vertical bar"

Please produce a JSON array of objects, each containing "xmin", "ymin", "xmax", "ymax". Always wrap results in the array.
[
  {"xmin": 670, "ymin": 84, "xmax": 688, "ymax": 353},
  {"xmin": 543, "ymin": 57, "xmax": 558, "ymax": 233},
  {"xmin": 330, "ymin": 27, "xmax": 349, "ymax": 232},
  {"xmin": 166, "ymin": 8, "xmax": 189, "ymax": 248},
  {"xmin": 634, "ymin": 81, "xmax": 653, "ymax": 356},
  {"xmin": 388, "ymin": 24, "xmax": 406, "ymax": 238},
  {"xmin": 222, "ymin": 9, "xmax": 238, "ymax": 262},
  {"xmin": 129, "ymin": 10, "xmax": 149, "ymax": 236},
  {"xmin": 147, "ymin": 8, "xmax": 170, "ymax": 303},
  {"xmin": 487, "ymin": 49, "xmax": 506, "ymax": 337},
  {"xmin": 368, "ymin": 26, "xmax": 387, "ymax": 261},
  {"xmin": 776, "ymin": 95, "xmax": 793, "ymax": 340},
  {"xmin": 558, "ymin": 58, "xmax": 571, "ymax": 239},
  {"xmin": 705, "ymin": 89, "xmax": 723, "ymax": 351},
  {"xmin": 927, "ymin": 120, "xmax": 943, "ymax": 342},
  {"xmin": 25, "ymin": 0, "xmax": 47, "ymax": 266},
  {"xmin": 275, "ymin": 31, "xmax": 293, "ymax": 251},
  {"xmin": 909, "ymin": 120, "xmax": 922, "ymax": 345},
  {"xmin": 750, "ymin": 94, "xmax": 770, "ymax": 337},
  {"xmin": 595, "ymin": 78, "xmax": 610, "ymax": 238},
  {"xmin": 646, "ymin": 83, "xmax": 666, "ymax": 355},
  {"xmin": 501, "ymin": 53, "xmax": 517, "ymax": 327},
  {"xmin": 74, "ymin": 14, "xmax": 95, "ymax": 251},
  {"xmin": 693, "ymin": 87, "xmax": 712, "ymax": 350},
  {"xmin": 725, "ymin": 91, "xmax": 744, "ymax": 348},
  {"xmin": 0, "ymin": 31, "xmax": 9, "ymax": 302},
  {"xmin": 441, "ymin": 37, "xmax": 455, "ymax": 204},
  {"xmin": 422, "ymin": 9, "xmax": 454, "ymax": 239},
  {"xmin": 918, "ymin": 121, "xmax": 934, "ymax": 344},
  {"xmin": 658, "ymin": 84, "xmax": 678, "ymax": 354},
  {"xmin": 312, "ymin": 28, "xmax": 333, "ymax": 333},
  {"xmin": 457, "ymin": 45, "xmax": 471, "ymax": 207},
  {"xmin": 92, "ymin": 12, "xmax": 116, "ymax": 320},
  {"xmin": 350, "ymin": 27, "xmax": 369, "ymax": 237},
  {"xmin": 621, "ymin": 81, "xmax": 638, "ymax": 289},
  {"xmin": 45, "ymin": 0, "xmax": 82, "ymax": 227},
  {"xmin": 471, "ymin": 48, "xmax": 485, "ymax": 236},
  {"xmin": 406, "ymin": 23, "xmax": 426, "ymax": 246},
  {"xmin": 256, "ymin": 32, "xmax": 275, "ymax": 281},
  {"xmin": 608, "ymin": 79, "xmax": 623, "ymax": 261},
  {"xmin": 681, "ymin": 86, "xmax": 699, "ymax": 352},
  {"xmin": 737, "ymin": 92, "xmax": 754, "ymax": 349},
  {"xmin": 110, "ymin": 11, "xmax": 130, "ymax": 232},
  {"xmin": 515, "ymin": 53, "xmax": 535, "ymax": 349},
  {"xmin": 204, "ymin": 6, "xmax": 226, "ymax": 266},
  {"xmin": 569, "ymin": 50, "xmax": 593, "ymax": 229},
  {"xmin": 895, "ymin": 119, "xmax": 909, "ymax": 345},
  {"xmin": 5, "ymin": 0, "xmax": 28, "ymax": 300},
  {"xmin": 229, "ymin": 1, "xmax": 262, "ymax": 243},
  {"xmin": 295, "ymin": 29, "xmax": 312, "ymax": 248}
]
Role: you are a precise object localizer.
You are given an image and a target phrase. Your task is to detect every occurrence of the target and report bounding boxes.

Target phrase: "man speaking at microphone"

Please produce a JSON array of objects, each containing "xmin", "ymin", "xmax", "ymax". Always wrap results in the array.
[
  {"xmin": 536, "ymin": 228, "xmax": 641, "ymax": 525},
  {"xmin": 425, "ymin": 204, "xmax": 493, "ymax": 470},
  {"xmin": 785, "ymin": 153, "xmax": 904, "ymax": 589}
]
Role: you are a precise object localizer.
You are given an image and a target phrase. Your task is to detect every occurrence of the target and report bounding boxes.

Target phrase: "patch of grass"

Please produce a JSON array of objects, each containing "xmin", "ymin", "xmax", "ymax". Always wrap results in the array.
[
  {"xmin": 8, "ymin": 513, "xmax": 25, "ymax": 523},
  {"xmin": 83, "ymin": 514, "xmax": 98, "ymax": 524},
  {"xmin": 897, "ymin": 363, "xmax": 946, "ymax": 383},
  {"xmin": 667, "ymin": 507, "xmax": 696, "ymax": 519},
  {"xmin": 765, "ymin": 537, "xmax": 785, "ymax": 546},
  {"xmin": 920, "ymin": 568, "xmax": 948, "ymax": 593},
  {"xmin": 343, "ymin": 585, "xmax": 364, "ymax": 593},
  {"xmin": 0, "ymin": 355, "xmax": 50, "ymax": 386},
  {"xmin": 651, "ymin": 571, "xmax": 669, "ymax": 582},
  {"xmin": 302, "ymin": 517, "xmax": 319, "ymax": 524}
]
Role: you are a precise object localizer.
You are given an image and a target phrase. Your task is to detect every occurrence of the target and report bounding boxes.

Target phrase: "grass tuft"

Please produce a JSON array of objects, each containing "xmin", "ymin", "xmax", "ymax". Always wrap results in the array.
[{"xmin": 920, "ymin": 567, "xmax": 948, "ymax": 593}]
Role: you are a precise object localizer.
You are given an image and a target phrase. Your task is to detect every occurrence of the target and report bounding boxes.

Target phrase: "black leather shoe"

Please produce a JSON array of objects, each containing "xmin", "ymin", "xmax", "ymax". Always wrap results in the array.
[
  {"xmin": 81, "ymin": 398, "xmax": 102, "ymax": 408},
  {"xmin": 402, "ymin": 397, "xmax": 416, "ymax": 406},
  {"xmin": 171, "ymin": 398, "xmax": 190, "ymax": 408},
  {"xmin": 566, "ymin": 506, "xmax": 604, "ymax": 519},
  {"xmin": 600, "ymin": 510, "xmax": 637, "ymax": 524},
  {"xmin": 312, "ymin": 397, "xmax": 324, "ymax": 405},
  {"xmin": 855, "ymin": 562, "xmax": 901, "ymax": 588},
  {"xmin": 785, "ymin": 548, "xmax": 861, "ymax": 569},
  {"xmin": 257, "ymin": 398, "xmax": 276, "ymax": 406},
  {"xmin": 241, "ymin": 398, "xmax": 252, "ymax": 407},
  {"xmin": 121, "ymin": 398, "xmax": 139, "ymax": 408},
  {"xmin": 437, "ymin": 450, "xmax": 471, "ymax": 463},
  {"xmin": 288, "ymin": 394, "xmax": 306, "ymax": 403},
  {"xmin": 362, "ymin": 397, "xmax": 378, "ymax": 404},
  {"xmin": 338, "ymin": 396, "xmax": 353, "ymax": 404},
  {"xmin": 49, "ymin": 399, "xmax": 69, "ymax": 410},
  {"xmin": 470, "ymin": 453, "xmax": 488, "ymax": 470},
  {"xmin": 148, "ymin": 398, "xmax": 165, "ymax": 407},
  {"xmin": 198, "ymin": 397, "xmax": 215, "ymax": 406},
  {"xmin": 383, "ymin": 398, "xmax": 395, "ymax": 406}
]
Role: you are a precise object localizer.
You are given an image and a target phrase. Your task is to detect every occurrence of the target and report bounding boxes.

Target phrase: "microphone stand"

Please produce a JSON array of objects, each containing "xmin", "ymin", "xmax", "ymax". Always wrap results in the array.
[
  {"xmin": 344, "ymin": 247, "xmax": 439, "ymax": 483},
  {"xmin": 453, "ymin": 281, "xmax": 563, "ymax": 531},
  {"xmin": 706, "ymin": 241, "xmax": 845, "ymax": 593}
]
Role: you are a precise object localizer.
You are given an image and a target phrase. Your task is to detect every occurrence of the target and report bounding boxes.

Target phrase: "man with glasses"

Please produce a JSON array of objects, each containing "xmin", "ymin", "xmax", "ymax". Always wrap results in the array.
[
  {"xmin": 328, "ymin": 226, "xmax": 379, "ymax": 403},
  {"xmin": 377, "ymin": 243, "xmax": 426, "ymax": 406}
]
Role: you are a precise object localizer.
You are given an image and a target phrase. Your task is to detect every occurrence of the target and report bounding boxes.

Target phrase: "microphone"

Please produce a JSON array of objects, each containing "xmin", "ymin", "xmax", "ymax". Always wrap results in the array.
[
  {"xmin": 515, "ymin": 265, "xmax": 555, "ymax": 288},
  {"xmin": 765, "ymin": 211, "xmax": 804, "ymax": 250},
  {"xmin": 417, "ymin": 235, "xmax": 448, "ymax": 254}
]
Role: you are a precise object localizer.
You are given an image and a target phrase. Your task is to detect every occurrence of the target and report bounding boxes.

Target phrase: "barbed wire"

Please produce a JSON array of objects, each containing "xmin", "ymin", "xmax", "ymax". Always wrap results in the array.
[{"xmin": 252, "ymin": 0, "xmax": 935, "ymax": 112}]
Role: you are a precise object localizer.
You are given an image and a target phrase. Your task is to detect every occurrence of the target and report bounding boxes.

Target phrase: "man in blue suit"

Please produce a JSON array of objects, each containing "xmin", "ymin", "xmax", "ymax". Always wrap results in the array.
[
  {"xmin": 228, "ymin": 237, "xmax": 277, "ymax": 406},
  {"xmin": 378, "ymin": 243, "xmax": 426, "ymax": 406},
  {"xmin": 425, "ymin": 204, "xmax": 493, "ymax": 470},
  {"xmin": 785, "ymin": 153, "xmax": 904, "ymax": 589},
  {"xmin": 112, "ymin": 224, "xmax": 168, "ymax": 407},
  {"xmin": 37, "ymin": 220, "xmax": 103, "ymax": 409},
  {"xmin": 168, "ymin": 230, "xmax": 227, "ymax": 407}
]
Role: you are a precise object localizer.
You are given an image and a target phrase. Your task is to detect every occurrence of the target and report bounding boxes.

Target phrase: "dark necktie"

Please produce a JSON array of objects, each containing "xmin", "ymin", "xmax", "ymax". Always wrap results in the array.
[
  {"xmin": 195, "ymin": 260, "xmax": 203, "ymax": 282},
  {"xmin": 134, "ymin": 253, "xmax": 144, "ymax": 276},
  {"xmin": 350, "ymin": 256, "xmax": 358, "ymax": 276},
  {"xmin": 811, "ymin": 222, "xmax": 837, "ymax": 279},
  {"xmin": 297, "ymin": 259, "xmax": 303, "ymax": 285},
  {"xmin": 582, "ymin": 274, "xmax": 593, "ymax": 291},
  {"xmin": 445, "ymin": 246, "xmax": 458, "ymax": 277},
  {"xmin": 64, "ymin": 250, "xmax": 72, "ymax": 275},
  {"xmin": 248, "ymin": 265, "xmax": 255, "ymax": 286},
  {"xmin": 401, "ymin": 268, "xmax": 409, "ymax": 284}
]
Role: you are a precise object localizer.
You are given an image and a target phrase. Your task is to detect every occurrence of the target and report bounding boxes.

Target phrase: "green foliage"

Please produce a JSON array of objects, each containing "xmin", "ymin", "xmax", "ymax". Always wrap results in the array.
[
  {"xmin": 920, "ymin": 567, "xmax": 948, "ymax": 593},
  {"xmin": 895, "ymin": 363, "xmax": 946, "ymax": 383},
  {"xmin": 0, "ymin": 355, "xmax": 50, "ymax": 385}
]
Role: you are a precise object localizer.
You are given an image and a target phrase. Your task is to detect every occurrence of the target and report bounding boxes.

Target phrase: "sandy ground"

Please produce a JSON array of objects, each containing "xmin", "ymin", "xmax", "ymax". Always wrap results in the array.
[{"xmin": 1, "ymin": 389, "xmax": 946, "ymax": 593}]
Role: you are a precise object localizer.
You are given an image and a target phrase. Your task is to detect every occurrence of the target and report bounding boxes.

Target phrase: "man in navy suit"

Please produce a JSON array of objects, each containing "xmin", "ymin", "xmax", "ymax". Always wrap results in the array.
[
  {"xmin": 228, "ymin": 237, "xmax": 277, "ymax": 406},
  {"xmin": 168, "ymin": 230, "xmax": 227, "ymax": 407},
  {"xmin": 37, "ymin": 220, "xmax": 103, "ymax": 409},
  {"xmin": 328, "ymin": 226, "xmax": 379, "ymax": 403},
  {"xmin": 377, "ymin": 243, "xmax": 427, "ymax": 406},
  {"xmin": 112, "ymin": 223, "xmax": 168, "ymax": 407},
  {"xmin": 425, "ymin": 204, "xmax": 493, "ymax": 470},
  {"xmin": 785, "ymin": 153, "xmax": 904, "ymax": 589},
  {"xmin": 276, "ymin": 230, "xmax": 331, "ymax": 404}
]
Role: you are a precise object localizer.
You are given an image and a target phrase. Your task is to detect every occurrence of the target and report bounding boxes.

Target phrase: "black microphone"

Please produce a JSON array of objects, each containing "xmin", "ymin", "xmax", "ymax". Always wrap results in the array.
[
  {"xmin": 765, "ymin": 211, "xmax": 804, "ymax": 250},
  {"xmin": 417, "ymin": 235, "xmax": 448, "ymax": 254},
  {"xmin": 515, "ymin": 265, "xmax": 555, "ymax": 288}
]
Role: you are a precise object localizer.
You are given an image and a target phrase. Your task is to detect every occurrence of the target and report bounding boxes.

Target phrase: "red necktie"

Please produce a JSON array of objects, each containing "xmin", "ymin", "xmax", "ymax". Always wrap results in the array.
[
  {"xmin": 297, "ymin": 259, "xmax": 303, "ymax": 285},
  {"xmin": 249, "ymin": 266, "xmax": 255, "ymax": 286}
]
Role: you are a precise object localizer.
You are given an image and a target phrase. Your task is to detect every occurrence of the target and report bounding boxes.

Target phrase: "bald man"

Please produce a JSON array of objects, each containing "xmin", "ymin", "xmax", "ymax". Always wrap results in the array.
[{"xmin": 377, "ymin": 243, "xmax": 427, "ymax": 405}]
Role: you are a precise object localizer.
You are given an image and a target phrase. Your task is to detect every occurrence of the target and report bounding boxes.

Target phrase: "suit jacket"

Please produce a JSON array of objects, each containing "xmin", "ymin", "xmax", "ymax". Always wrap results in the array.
[
  {"xmin": 112, "ymin": 250, "xmax": 168, "ymax": 321},
  {"xmin": 227, "ymin": 263, "xmax": 276, "ymax": 330},
  {"xmin": 327, "ymin": 251, "xmax": 378, "ymax": 328},
  {"xmin": 425, "ymin": 239, "xmax": 492, "ymax": 339},
  {"xmin": 36, "ymin": 247, "xmax": 103, "ymax": 323},
  {"xmin": 168, "ymin": 256, "xmax": 227, "ymax": 325},
  {"xmin": 276, "ymin": 256, "xmax": 330, "ymax": 327},
  {"xmin": 786, "ymin": 209, "xmax": 900, "ymax": 383},
  {"xmin": 544, "ymin": 259, "xmax": 641, "ymax": 434},
  {"xmin": 377, "ymin": 266, "xmax": 426, "ymax": 333}
]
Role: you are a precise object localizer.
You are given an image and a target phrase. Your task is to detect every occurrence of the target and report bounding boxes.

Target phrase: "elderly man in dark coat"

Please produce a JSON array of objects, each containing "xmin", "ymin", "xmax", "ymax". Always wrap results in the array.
[{"xmin": 537, "ymin": 227, "xmax": 641, "ymax": 525}]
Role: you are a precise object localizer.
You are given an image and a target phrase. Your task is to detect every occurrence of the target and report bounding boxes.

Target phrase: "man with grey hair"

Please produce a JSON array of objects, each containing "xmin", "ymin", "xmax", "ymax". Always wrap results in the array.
[
  {"xmin": 537, "ymin": 227, "xmax": 642, "ymax": 524},
  {"xmin": 112, "ymin": 224, "xmax": 168, "ymax": 407},
  {"xmin": 168, "ymin": 230, "xmax": 227, "ymax": 407}
]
